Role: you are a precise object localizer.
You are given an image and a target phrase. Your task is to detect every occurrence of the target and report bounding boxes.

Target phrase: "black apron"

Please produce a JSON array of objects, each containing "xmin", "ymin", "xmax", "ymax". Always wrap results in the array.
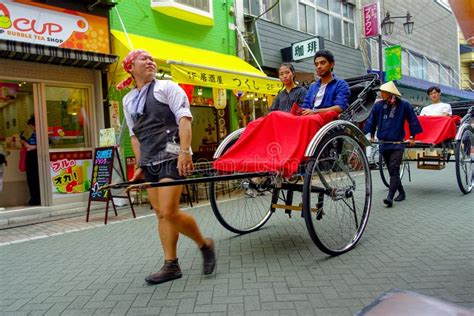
[{"xmin": 132, "ymin": 80, "xmax": 180, "ymax": 166}]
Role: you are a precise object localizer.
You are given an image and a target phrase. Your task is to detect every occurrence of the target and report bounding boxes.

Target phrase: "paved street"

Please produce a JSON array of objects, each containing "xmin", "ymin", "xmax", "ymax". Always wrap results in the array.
[{"xmin": 1, "ymin": 163, "xmax": 473, "ymax": 315}]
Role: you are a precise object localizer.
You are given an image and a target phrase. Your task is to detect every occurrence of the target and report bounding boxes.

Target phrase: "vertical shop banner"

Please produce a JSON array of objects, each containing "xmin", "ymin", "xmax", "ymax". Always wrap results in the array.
[
  {"xmin": 50, "ymin": 151, "xmax": 92, "ymax": 194},
  {"xmin": 109, "ymin": 101, "xmax": 121, "ymax": 131},
  {"xmin": 385, "ymin": 45, "xmax": 402, "ymax": 81},
  {"xmin": 363, "ymin": 3, "xmax": 381, "ymax": 38},
  {"xmin": 213, "ymin": 88, "xmax": 227, "ymax": 109},
  {"xmin": 0, "ymin": 1, "xmax": 110, "ymax": 53}
]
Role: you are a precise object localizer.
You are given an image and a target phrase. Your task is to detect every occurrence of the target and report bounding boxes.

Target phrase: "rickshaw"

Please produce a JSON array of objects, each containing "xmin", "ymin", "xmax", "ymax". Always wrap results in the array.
[
  {"xmin": 105, "ymin": 74, "xmax": 381, "ymax": 256},
  {"xmin": 377, "ymin": 106, "xmax": 473, "ymax": 194}
]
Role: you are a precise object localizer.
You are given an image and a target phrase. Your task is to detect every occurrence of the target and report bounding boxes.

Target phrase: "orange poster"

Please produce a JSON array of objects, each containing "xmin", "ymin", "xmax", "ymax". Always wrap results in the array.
[{"xmin": 0, "ymin": 0, "xmax": 110, "ymax": 54}]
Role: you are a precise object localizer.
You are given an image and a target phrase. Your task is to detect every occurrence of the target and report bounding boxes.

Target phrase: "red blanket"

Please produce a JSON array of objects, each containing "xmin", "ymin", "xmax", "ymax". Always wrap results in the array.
[
  {"xmin": 213, "ymin": 111, "xmax": 339, "ymax": 177},
  {"xmin": 404, "ymin": 116, "xmax": 460, "ymax": 144}
]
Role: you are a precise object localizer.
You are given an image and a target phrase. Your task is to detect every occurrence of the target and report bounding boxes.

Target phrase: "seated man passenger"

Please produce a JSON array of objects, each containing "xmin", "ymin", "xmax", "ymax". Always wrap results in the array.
[
  {"xmin": 301, "ymin": 49, "xmax": 350, "ymax": 115},
  {"xmin": 420, "ymin": 86, "xmax": 452, "ymax": 116}
]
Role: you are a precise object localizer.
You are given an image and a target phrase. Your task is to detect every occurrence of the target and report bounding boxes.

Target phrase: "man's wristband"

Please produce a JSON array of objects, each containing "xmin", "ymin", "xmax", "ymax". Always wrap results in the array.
[{"xmin": 179, "ymin": 149, "xmax": 191, "ymax": 155}]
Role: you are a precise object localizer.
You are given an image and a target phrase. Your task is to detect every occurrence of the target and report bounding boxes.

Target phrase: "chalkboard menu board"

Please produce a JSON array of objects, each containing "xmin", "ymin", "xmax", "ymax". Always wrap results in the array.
[
  {"xmin": 86, "ymin": 146, "xmax": 136, "ymax": 224},
  {"xmin": 89, "ymin": 147, "xmax": 115, "ymax": 202}
]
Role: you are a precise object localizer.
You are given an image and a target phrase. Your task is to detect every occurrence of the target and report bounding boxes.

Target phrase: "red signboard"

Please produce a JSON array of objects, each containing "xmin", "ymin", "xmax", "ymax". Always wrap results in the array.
[{"xmin": 363, "ymin": 2, "xmax": 381, "ymax": 38}]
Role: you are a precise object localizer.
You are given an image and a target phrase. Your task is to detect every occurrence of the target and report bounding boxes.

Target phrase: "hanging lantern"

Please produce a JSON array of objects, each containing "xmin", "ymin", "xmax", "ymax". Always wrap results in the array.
[{"xmin": 213, "ymin": 88, "xmax": 227, "ymax": 109}]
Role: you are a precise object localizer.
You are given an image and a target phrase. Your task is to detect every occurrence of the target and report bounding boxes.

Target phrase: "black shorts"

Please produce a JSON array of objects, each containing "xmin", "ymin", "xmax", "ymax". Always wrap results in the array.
[{"xmin": 143, "ymin": 159, "xmax": 184, "ymax": 182}]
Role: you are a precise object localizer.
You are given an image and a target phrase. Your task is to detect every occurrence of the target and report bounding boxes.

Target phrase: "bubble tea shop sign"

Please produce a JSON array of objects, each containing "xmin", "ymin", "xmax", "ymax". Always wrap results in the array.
[{"xmin": 0, "ymin": 1, "xmax": 110, "ymax": 54}]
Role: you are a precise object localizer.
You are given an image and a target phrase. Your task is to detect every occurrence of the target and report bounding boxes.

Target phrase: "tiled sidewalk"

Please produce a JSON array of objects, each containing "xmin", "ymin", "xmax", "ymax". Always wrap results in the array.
[{"xmin": 0, "ymin": 164, "xmax": 473, "ymax": 315}]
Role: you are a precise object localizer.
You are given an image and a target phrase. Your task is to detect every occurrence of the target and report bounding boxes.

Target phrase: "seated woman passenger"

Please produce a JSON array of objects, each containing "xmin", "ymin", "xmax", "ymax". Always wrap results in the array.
[
  {"xmin": 420, "ymin": 86, "xmax": 452, "ymax": 116},
  {"xmin": 269, "ymin": 63, "xmax": 307, "ymax": 112}
]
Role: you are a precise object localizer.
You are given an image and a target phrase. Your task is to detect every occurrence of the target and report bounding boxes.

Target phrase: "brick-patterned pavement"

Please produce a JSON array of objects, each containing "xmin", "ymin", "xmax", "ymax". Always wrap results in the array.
[{"xmin": 0, "ymin": 163, "xmax": 473, "ymax": 315}]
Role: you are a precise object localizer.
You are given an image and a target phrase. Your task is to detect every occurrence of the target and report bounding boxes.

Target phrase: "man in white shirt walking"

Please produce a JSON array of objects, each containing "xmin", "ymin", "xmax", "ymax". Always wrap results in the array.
[{"xmin": 420, "ymin": 86, "xmax": 452, "ymax": 116}]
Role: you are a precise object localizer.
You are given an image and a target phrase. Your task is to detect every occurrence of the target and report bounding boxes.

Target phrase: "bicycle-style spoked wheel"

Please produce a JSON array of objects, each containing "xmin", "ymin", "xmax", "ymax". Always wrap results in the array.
[
  {"xmin": 455, "ymin": 128, "xmax": 473, "ymax": 194},
  {"xmin": 378, "ymin": 152, "xmax": 406, "ymax": 188},
  {"xmin": 209, "ymin": 176, "xmax": 279, "ymax": 234},
  {"xmin": 303, "ymin": 132, "xmax": 372, "ymax": 255}
]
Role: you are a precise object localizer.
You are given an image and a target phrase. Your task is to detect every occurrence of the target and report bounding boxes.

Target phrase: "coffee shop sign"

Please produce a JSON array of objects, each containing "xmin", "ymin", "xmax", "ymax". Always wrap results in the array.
[{"xmin": 292, "ymin": 37, "xmax": 323, "ymax": 62}]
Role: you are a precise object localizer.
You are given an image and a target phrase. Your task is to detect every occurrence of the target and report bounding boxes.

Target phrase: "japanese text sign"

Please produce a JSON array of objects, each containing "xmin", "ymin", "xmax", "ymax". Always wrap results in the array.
[
  {"xmin": 292, "ymin": 37, "xmax": 322, "ymax": 61},
  {"xmin": 49, "ymin": 151, "xmax": 92, "ymax": 194},
  {"xmin": 363, "ymin": 2, "xmax": 381, "ymax": 38},
  {"xmin": 89, "ymin": 147, "xmax": 114, "ymax": 201},
  {"xmin": 171, "ymin": 64, "xmax": 282, "ymax": 95}
]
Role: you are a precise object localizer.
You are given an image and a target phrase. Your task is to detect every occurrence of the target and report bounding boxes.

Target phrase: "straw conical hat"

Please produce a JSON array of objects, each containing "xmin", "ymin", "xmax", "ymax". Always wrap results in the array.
[{"xmin": 379, "ymin": 81, "xmax": 402, "ymax": 96}]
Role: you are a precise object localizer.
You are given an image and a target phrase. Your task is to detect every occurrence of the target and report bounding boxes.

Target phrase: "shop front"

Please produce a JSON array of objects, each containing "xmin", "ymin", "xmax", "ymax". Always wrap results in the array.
[
  {"xmin": 111, "ymin": 30, "xmax": 281, "ymax": 167},
  {"xmin": 0, "ymin": 1, "xmax": 117, "ymax": 208}
]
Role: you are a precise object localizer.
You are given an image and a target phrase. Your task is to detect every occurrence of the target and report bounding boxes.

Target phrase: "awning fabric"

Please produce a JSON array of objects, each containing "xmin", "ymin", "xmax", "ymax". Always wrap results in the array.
[
  {"xmin": 112, "ymin": 30, "xmax": 282, "ymax": 94},
  {"xmin": 0, "ymin": 40, "xmax": 118, "ymax": 70},
  {"xmin": 397, "ymin": 75, "xmax": 474, "ymax": 101}
]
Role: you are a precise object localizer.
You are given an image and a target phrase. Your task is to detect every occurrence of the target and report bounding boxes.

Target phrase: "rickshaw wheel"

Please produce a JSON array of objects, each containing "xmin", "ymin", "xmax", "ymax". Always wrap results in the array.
[
  {"xmin": 209, "ymin": 140, "xmax": 278, "ymax": 234},
  {"xmin": 303, "ymin": 131, "xmax": 372, "ymax": 256},
  {"xmin": 455, "ymin": 128, "xmax": 473, "ymax": 194},
  {"xmin": 378, "ymin": 151, "xmax": 407, "ymax": 188}
]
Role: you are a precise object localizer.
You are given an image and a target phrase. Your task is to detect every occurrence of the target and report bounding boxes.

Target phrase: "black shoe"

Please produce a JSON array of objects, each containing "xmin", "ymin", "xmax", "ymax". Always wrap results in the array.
[
  {"xmin": 394, "ymin": 192, "xmax": 406, "ymax": 202},
  {"xmin": 200, "ymin": 238, "xmax": 216, "ymax": 275},
  {"xmin": 145, "ymin": 259, "xmax": 182, "ymax": 285},
  {"xmin": 383, "ymin": 198, "xmax": 393, "ymax": 207}
]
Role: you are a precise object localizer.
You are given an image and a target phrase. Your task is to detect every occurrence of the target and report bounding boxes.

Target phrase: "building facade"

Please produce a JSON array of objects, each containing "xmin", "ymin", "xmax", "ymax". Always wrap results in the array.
[
  {"xmin": 108, "ymin": 0, "xmax": 280, "ymax": 171},
  {"xmin": 241, "ymin": 0, "xmax": 365, "ymax": 81},
  {"xmin": 0, "ymin": 0, "xmax": 117, "ymax": 208},
  {"xmin": 362, "ymin": 0, "xmax": 473, "ymax": 106},
  {"xmin": 239, "ymin": 0, "xmax": 473, "ymax": 110}
]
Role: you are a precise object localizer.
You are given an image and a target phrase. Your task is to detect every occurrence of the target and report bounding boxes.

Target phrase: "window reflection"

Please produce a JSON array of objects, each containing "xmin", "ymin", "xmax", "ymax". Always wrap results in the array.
[{"xmin": 46, "ymin": 87, "xmax": 89, "ymax": 149}]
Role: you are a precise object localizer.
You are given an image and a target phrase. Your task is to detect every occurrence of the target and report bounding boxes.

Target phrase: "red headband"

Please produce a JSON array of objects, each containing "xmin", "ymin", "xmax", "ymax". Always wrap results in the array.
[{"xmin": 116, "ymin": 49, "xmax": 153, "ymax": 90}]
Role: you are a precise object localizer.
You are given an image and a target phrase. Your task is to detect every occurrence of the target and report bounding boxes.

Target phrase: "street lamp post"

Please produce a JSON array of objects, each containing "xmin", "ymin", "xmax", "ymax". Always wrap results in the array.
[{"xmin": 378, "ymin": 11, "xmax": 414, "ymax": 82}]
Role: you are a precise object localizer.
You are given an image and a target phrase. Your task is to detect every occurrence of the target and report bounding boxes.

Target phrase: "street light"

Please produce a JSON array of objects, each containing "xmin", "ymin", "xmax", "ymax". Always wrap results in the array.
[{"xmin": 378, "ymin": 11, "xmax": 414, "ymax": 82}]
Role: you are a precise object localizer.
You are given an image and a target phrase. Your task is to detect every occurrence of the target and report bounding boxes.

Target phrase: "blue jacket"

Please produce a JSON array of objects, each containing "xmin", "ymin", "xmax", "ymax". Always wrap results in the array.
[
  {"xmin": 301, "ymin": 75, "xmax": 350, "ymax": 111},
  {"xmin": 363, "ymin": 98, "xmax": 422, "ymax": 151}
]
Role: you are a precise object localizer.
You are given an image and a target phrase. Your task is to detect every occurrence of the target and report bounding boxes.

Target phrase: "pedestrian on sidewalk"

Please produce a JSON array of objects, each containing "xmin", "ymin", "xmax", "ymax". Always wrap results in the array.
[
  {"xmin": 117, "ymin": 49, "xmax": 216, "ymax": 284},
  {"xmin": 363, "ymin": 81, "xmax": 422, "ymax": 207},
  {"xmin": 19, "ymin": 116, "xmax": 40, "ymax": 206}
]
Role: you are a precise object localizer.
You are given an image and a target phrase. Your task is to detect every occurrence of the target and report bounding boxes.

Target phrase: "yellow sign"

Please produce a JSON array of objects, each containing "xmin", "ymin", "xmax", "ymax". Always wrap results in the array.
[{"xmin": 171, "ymin": 65, "xmax": 282, "ymax": 95}]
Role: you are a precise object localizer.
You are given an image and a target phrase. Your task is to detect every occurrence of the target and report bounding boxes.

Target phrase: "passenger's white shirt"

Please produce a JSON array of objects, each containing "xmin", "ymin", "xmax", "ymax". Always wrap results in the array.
[
  {"xmin": 123, "ymin": 80, "xmax": 192, "ymax": 136},
  {"xmin": 420, "ymin": 102, "xmax": 452, "ymax": 116},
  {"xmin": 313, "ymin": 83, "xmax": 327, "ymax": 109}
]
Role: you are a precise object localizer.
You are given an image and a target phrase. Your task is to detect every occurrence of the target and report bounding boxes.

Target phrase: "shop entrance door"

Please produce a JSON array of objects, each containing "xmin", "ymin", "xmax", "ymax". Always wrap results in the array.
[{"xmin": 0, "ymin": 80, "xmax": 42, "ymax": 207}]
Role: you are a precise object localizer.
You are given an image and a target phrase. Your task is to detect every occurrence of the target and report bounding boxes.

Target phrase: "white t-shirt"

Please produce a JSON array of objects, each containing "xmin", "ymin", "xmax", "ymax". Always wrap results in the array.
[
  {"xmin": 420, "ymin": 102, "xmax": 452, "ymax": 116},
  {"xmin": 123, "ymin": 80, "xmax": 192, "ymax": 136},
  {"xmin": 313, "ymin": 83, "xmax": 327, "ymax": 109}
]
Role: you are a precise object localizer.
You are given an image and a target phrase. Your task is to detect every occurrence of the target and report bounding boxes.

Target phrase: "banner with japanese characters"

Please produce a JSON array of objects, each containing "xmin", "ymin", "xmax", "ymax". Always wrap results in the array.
[
  {"xmin": 363, "ymin": 2, "xmax": 381, "ymax": 38},
  {"xmin": 49, "ymin": 151, "xmax": 92, "ymax": 194},
  {"xmin": 171, "ymin": 64, "xmax": 282, "ymax": 95}
]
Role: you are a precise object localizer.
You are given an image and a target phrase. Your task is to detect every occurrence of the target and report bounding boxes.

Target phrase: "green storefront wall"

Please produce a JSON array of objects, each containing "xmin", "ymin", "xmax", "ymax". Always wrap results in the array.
[{"xmin": 108, "ymin": 0, "xmax": 239, "ymax": 159}]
